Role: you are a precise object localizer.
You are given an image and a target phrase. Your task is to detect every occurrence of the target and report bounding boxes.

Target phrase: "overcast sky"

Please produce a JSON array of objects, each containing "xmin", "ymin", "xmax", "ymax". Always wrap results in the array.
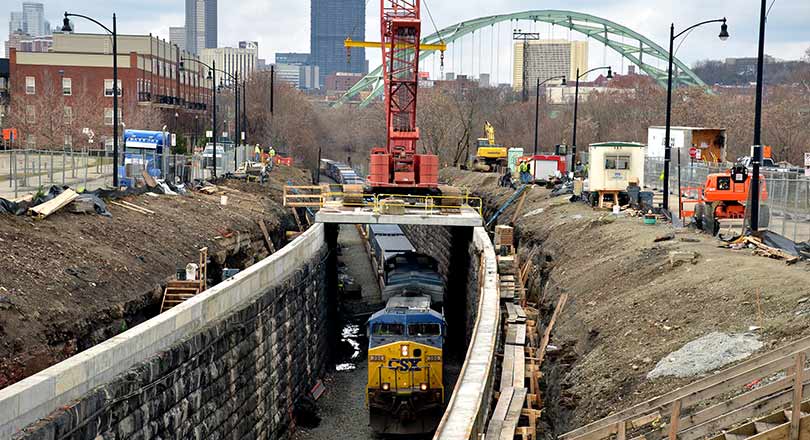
[{"xmin": 3, "ymin": 0, "xmax": 809, "ymax": 82}]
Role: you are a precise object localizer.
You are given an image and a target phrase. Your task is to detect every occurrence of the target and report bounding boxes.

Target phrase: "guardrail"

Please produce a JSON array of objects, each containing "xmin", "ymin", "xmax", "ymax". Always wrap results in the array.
[
  {"xmin": 282, "ymin": 185, "xmax": 485, "ymax": 217},
  {"xmin": 561, "ymin": 335, "xmax": 810, "ymax": 440}
]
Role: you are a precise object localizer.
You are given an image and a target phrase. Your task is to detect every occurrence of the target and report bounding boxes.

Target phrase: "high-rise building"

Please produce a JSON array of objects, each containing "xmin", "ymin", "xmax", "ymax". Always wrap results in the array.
[
  {"xmin": 310, "ymin": 0, "xmax": 366, "ymax": 83},
  {"xmin": 9, "ymin": 11, "xmax": 23, "ymax": 34},
  {"xmin": 185, "ymin": 0, "xmax": 216, "ymax": 54},
  {"xmin": 22, "ymin": 2, "xmax": 46, "ymax": 37},
  {"xmin": 201, "ymin": 46, "xmax": 258, "ymax": 83},
  {"xmin": 513, "ymin": 40, "xmax": 588, "ymax": 93},
  {"xmin": 170, "ymin": 27, "xmax": 186, "ymax": 52},
  {"xmin": 275, "ymin": 53, "xmax": 310, "ymax": 65}
]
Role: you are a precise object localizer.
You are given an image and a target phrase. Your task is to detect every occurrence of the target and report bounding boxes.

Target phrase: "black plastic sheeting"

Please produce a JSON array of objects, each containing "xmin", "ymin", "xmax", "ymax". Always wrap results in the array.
[
  {"xmin": 752, "ymin": 230, "xmax": 810, "ymax": 260},
  {"xmin": 0, "ymin": 180, "xmax": 187, "ymax": 217}
]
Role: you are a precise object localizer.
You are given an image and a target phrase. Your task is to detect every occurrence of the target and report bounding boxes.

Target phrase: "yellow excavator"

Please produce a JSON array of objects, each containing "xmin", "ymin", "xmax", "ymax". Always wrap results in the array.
[{"xmin": 472, "ymin": 121, "xmax": 508, "ymax": 172}]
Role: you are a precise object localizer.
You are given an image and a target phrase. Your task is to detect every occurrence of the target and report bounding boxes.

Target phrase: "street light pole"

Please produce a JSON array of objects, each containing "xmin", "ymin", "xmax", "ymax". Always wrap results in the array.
[
  {"xmin": 234, "ymin": 71, "xmax": 239, "ymax": 171},
  {"xmin": 212, "ymin": 59, "xmax": 217, "ymax": 178},
  {"xmin": 62, "ymin": 12, "xmax": 119, "ymax": 187},
  {"xmin": 662, "ymin": 18, "xmax": 728, "ymax": 216},
  {"xmin": 534, "ymin": 75, "xmax": 566, "ymax": 156},
  {"xmin": 750, "ymin": 0, "xmax": 767, "ymax": 232},
  {"xmin": 571, "ymin": 66, "xmax": 612, "ymax": 173}
]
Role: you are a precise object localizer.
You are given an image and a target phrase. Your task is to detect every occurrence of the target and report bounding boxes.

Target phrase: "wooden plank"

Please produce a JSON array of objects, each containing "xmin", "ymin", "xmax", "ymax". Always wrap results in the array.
[
  {"xmin": 141, "ymin": 170, "xmax": 157, "ymax": 188},
  {"xmin": 486, "ymin": 387, "xmax": 516, "ymax": 440},
  {"xmin": 515, "ymin": 305, "xmax": 528, "ymax": 321},
  {"xmin": 513, "ymin": 346, "xmax": 525, "ymax": 388},
  {"xmin": 258, "ymin": 220, "xmax": 276, "ymax": 253},
  {"xmin": 501, "ymin": 388, "xmax": 528, "ymax": 440},
  {"xmin": 110, "ymin": 201, "xmax": 151, "ymax": 215},
  {"xmin": 506, "ymin": 302, "xmax": 519, "ymax": 323},
  {"xmin": 792, "ymin": 353, "xmax": 807, "ymax": 440},
  {"xmin": 617, "ymin": 420, "xmax": 626, "ymax": 440},
  {"xmin": 510, "ymin": 189, "xmax": 529, "ymax": 224},
  {"xmin": 506, "ymin": 325, "xmax": 518, "ymax": 345},
  {"xmin": 562, "ymin": 337, "xmax": 810, "ymax": 440},
  {"xmin": 677, "ymin": 384, "xmax": 810, "ymax": 440},
  {"xmin": 536, "ymin": 293, "xmax": 568, "ymax": 366},
  {"xmin": 668, "ymin": 399, "xmax": 682, "ymax": 440},
  {"xmin": 28, "ymin": 189, "xmax": 78, "ymax": 219},
  {"xmin": 673, "ymin": 366, "xmax": 810, "ymax": 437},
  {"xmin": 501, "ymin": 345, "xmax": 515, "ymax": 392},
  {"xmin": 514, "ymin": 324, "xmax": 527, "ymax": 346},
  {"xmin": 120, "ymin": 200, "xmax": 155, "ymax": 214},
  {"xmin": 291, "ymin": 207, "xmax": 304, "ymax": 232}
]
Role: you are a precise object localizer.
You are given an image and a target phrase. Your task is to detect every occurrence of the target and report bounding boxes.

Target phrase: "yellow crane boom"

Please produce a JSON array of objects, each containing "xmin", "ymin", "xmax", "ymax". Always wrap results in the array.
[{"xmin": 344, "ymin": 38, "xmax": 447, "ymax": 52}]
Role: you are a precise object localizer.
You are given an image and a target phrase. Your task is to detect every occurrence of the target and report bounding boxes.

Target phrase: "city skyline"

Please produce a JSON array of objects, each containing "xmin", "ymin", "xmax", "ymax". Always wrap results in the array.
[{"xmin": 0, "ymin": 0, "xmax": 808, "ymax": 83}]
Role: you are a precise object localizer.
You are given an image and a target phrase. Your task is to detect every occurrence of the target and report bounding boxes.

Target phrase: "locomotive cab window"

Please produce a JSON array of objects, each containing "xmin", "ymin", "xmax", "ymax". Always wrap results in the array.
[
  {"xmin": 408, "ymin": 323, "xmax": 441, "ymax": 336},
  {"xmin": 372, "ymin": 323, "xmax": 404, "ymax": 336}
]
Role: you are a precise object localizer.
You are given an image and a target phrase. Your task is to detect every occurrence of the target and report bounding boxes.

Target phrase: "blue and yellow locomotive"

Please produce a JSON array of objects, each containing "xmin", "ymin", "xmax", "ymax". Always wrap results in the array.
[
  {"xmin": 367, "ymin": 295, "xmax": 446, "ymax": 435},
  {"xmin": 365, "ymin": 224, "xmax": 447, "ymax": 435}
]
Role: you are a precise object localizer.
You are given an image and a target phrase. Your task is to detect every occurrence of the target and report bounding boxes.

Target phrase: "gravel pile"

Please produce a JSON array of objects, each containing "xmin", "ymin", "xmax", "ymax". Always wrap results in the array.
[{"xmin": 647, "ymin": 332, "xmax": 763, "ymax": 379}]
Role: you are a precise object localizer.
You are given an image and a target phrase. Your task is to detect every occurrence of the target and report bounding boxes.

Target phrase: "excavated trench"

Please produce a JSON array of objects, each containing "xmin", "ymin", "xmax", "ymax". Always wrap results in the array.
[
  {"xmin": 65, "ymin": 212, "xmax": 299, "ymax": 376},
  {"xmin": 293, "ymin": 224, "xmax": 474, "ymax": 439}
]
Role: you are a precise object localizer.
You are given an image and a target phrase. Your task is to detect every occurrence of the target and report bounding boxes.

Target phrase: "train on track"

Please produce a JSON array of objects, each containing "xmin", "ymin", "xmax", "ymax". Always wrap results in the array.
[
  {"xmin": 321, "ymin": 159, "xmax": 365, "ymax": 185},
  {"xmin": 365, "ymin": 224, "xmax": 447, "ymax": 435}
]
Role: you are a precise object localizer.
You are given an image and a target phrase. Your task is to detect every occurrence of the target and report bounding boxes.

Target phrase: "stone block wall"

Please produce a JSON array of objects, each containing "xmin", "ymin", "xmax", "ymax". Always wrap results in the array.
[
  {"xmin": 15, "ymin": 246, "xmax": 330, "ymax": 440},
  {"xmin": 401, "ymin": 225, "xmax": 478, "ymax": 348}
]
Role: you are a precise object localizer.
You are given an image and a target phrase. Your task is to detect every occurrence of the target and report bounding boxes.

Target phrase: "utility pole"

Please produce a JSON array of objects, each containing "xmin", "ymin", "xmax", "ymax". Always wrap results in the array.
[
  {"xmin": 512, "ymin": 30, "xmax": 540, "ymax": 102},
  {"xmin": 750, "ymin": 0, "xmax": 767, "ymax": 232}
]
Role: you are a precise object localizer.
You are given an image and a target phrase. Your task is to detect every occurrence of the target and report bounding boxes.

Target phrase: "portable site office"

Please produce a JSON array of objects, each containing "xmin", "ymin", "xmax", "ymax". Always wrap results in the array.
[{"xmin": 587, "ymin": 142, "xmax": 646, "ymax": 208}]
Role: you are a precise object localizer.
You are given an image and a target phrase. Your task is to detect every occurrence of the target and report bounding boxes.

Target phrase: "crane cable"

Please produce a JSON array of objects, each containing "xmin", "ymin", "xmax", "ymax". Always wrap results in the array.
[
  {"xmin": 423, "ymin": 0, "xmax": 446, "ymax": 69},
  {"xmin": 345, "ymin": 0, "xmax": 374, "ymax": 65}
]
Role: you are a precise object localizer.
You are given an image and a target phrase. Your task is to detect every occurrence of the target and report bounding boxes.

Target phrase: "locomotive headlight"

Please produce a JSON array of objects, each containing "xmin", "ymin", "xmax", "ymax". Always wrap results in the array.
[
  {"xmin": 420, "ymin": 383, "xmax": 428, "ymax": 391},
  {"xmin": 382, "ymin": 382, "xmax": 390, "ymax": 391},
  {"xmin": 400, "ymin": 344, "xmax": 409, "ymax": 357}
]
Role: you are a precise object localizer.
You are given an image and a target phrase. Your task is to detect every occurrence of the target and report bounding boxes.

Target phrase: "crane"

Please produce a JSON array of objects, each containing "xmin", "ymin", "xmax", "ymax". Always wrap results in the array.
[{"xmin": 364, "ymin": 0, "xmax": 439, "ymax": 190}]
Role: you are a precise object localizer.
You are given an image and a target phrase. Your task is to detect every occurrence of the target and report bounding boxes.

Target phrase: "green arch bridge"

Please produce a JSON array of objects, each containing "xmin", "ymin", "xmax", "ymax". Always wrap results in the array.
[{"xmin": 336, "ymin": 10, "xmax": 708, "ymax": 107}]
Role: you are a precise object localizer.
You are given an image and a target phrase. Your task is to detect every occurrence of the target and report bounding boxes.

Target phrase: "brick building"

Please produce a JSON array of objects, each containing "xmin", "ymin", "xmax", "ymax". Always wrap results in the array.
[{"xmin": 8, "ymin": 32, "xmax": 213, "ymax": 150}]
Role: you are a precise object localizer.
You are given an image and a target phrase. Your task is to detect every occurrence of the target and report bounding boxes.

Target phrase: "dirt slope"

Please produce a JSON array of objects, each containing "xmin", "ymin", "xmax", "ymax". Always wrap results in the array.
[
  {"xmin": 442, "ymin": 169, "xmax": 810, "ymax": 433},
  {"xmin": 0, "ymin": 166, "xmax": 309, "ymax": 389}
]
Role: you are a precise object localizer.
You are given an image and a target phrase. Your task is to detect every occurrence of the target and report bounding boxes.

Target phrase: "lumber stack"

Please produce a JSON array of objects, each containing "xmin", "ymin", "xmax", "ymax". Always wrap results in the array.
[{"xmin": 28, "ymin": 189, "xmax": 78, "ymax": 219}]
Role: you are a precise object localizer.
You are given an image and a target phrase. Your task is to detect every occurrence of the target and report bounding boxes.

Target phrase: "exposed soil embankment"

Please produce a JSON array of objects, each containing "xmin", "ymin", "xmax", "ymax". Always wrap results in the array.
[
  {"xmin": 441, "ymin": 169, "xmax": 810, "ymax": 434},
  {"xmin": 0, "ymin": 167, "xmax": 309, "ymax": 389}
]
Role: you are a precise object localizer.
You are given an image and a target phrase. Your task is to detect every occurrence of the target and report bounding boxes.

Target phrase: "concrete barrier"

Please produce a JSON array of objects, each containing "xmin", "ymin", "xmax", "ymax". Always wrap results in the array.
[
  {"xmin": 434, "ymin": 226, "xmax": 500, "ymax": 440},
  {"xmin": 0, "ymin": 224, "xmax": 326, "ymax": 438}
]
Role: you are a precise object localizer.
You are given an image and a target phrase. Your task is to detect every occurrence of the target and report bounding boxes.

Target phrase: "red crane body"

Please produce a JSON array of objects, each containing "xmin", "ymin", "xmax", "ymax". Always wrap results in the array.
[{"xmin": 368, "ymin": 0, "xmax": 439, "ymax": 189}]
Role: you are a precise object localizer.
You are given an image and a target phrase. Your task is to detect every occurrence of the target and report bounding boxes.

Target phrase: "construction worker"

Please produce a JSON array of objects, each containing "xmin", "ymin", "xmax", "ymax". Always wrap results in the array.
[
  {"xmin": 254, "ymin": 144, "xmax": 261, "ymax": 162},
  {"xmin": 519, "ymin": 160, "xmax": 531, "ymax": 184},
  {"xmin": 499, "ymin": 168, "xmax": 516, "ymax": 189},
  {"xmin": 268, "ymin": 146, "xmax": 276, "ymax": 171}
]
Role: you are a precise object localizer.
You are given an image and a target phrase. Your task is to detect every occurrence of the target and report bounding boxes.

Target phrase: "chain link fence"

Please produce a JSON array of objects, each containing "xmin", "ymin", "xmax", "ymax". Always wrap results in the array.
[
  {"xmin": 643, "ymin": 157, "xmax": 810, "ymax": 242},
  {"xmin": 0, "ymin": 145, "xmax": 251, "ymax": 200}
]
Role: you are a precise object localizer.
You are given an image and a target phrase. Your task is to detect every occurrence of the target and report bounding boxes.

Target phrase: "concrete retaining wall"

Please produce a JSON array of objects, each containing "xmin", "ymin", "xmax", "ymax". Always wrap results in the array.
[
  {"xmin": 0, "ymin": 224, "xmax": 329, "ymax": 439},
  {"xmin": 402, "ymin": 225, "xmax": 499, "ymax": 440},
  {"xmin": 435, "ymin": 227, "xmax": 499, "ymax": 440}
]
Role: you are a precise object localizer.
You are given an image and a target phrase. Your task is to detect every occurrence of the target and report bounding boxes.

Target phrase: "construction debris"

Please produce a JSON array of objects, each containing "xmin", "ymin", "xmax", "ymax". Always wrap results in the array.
[{"xmin": 28, "ymin": 189, "xmax": 78, "ymax": 219}]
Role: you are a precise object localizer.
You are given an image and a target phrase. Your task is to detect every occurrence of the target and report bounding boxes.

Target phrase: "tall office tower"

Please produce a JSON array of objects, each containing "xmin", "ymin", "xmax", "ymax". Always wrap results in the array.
[
  {"xmin": 22, "ymin": 3, "xmax": 46, "ymax": 37},
  {"xmin": 185, "ymin": 0, "xmax": 217, "ymax": 54},
  {"xmin": 310, "ymin": 0, "xmax": 366, "ymax": 83},
  {"xmin": 513, "ymin": 39, "xmax": 588, "ymax": 93},
  {"xmin": 170, "ymin": 27, "xmax": 186, "ymax": 52},
  {"xmin": 9, "ymin": 11, "xmax": 23, "ymax": 34}
]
